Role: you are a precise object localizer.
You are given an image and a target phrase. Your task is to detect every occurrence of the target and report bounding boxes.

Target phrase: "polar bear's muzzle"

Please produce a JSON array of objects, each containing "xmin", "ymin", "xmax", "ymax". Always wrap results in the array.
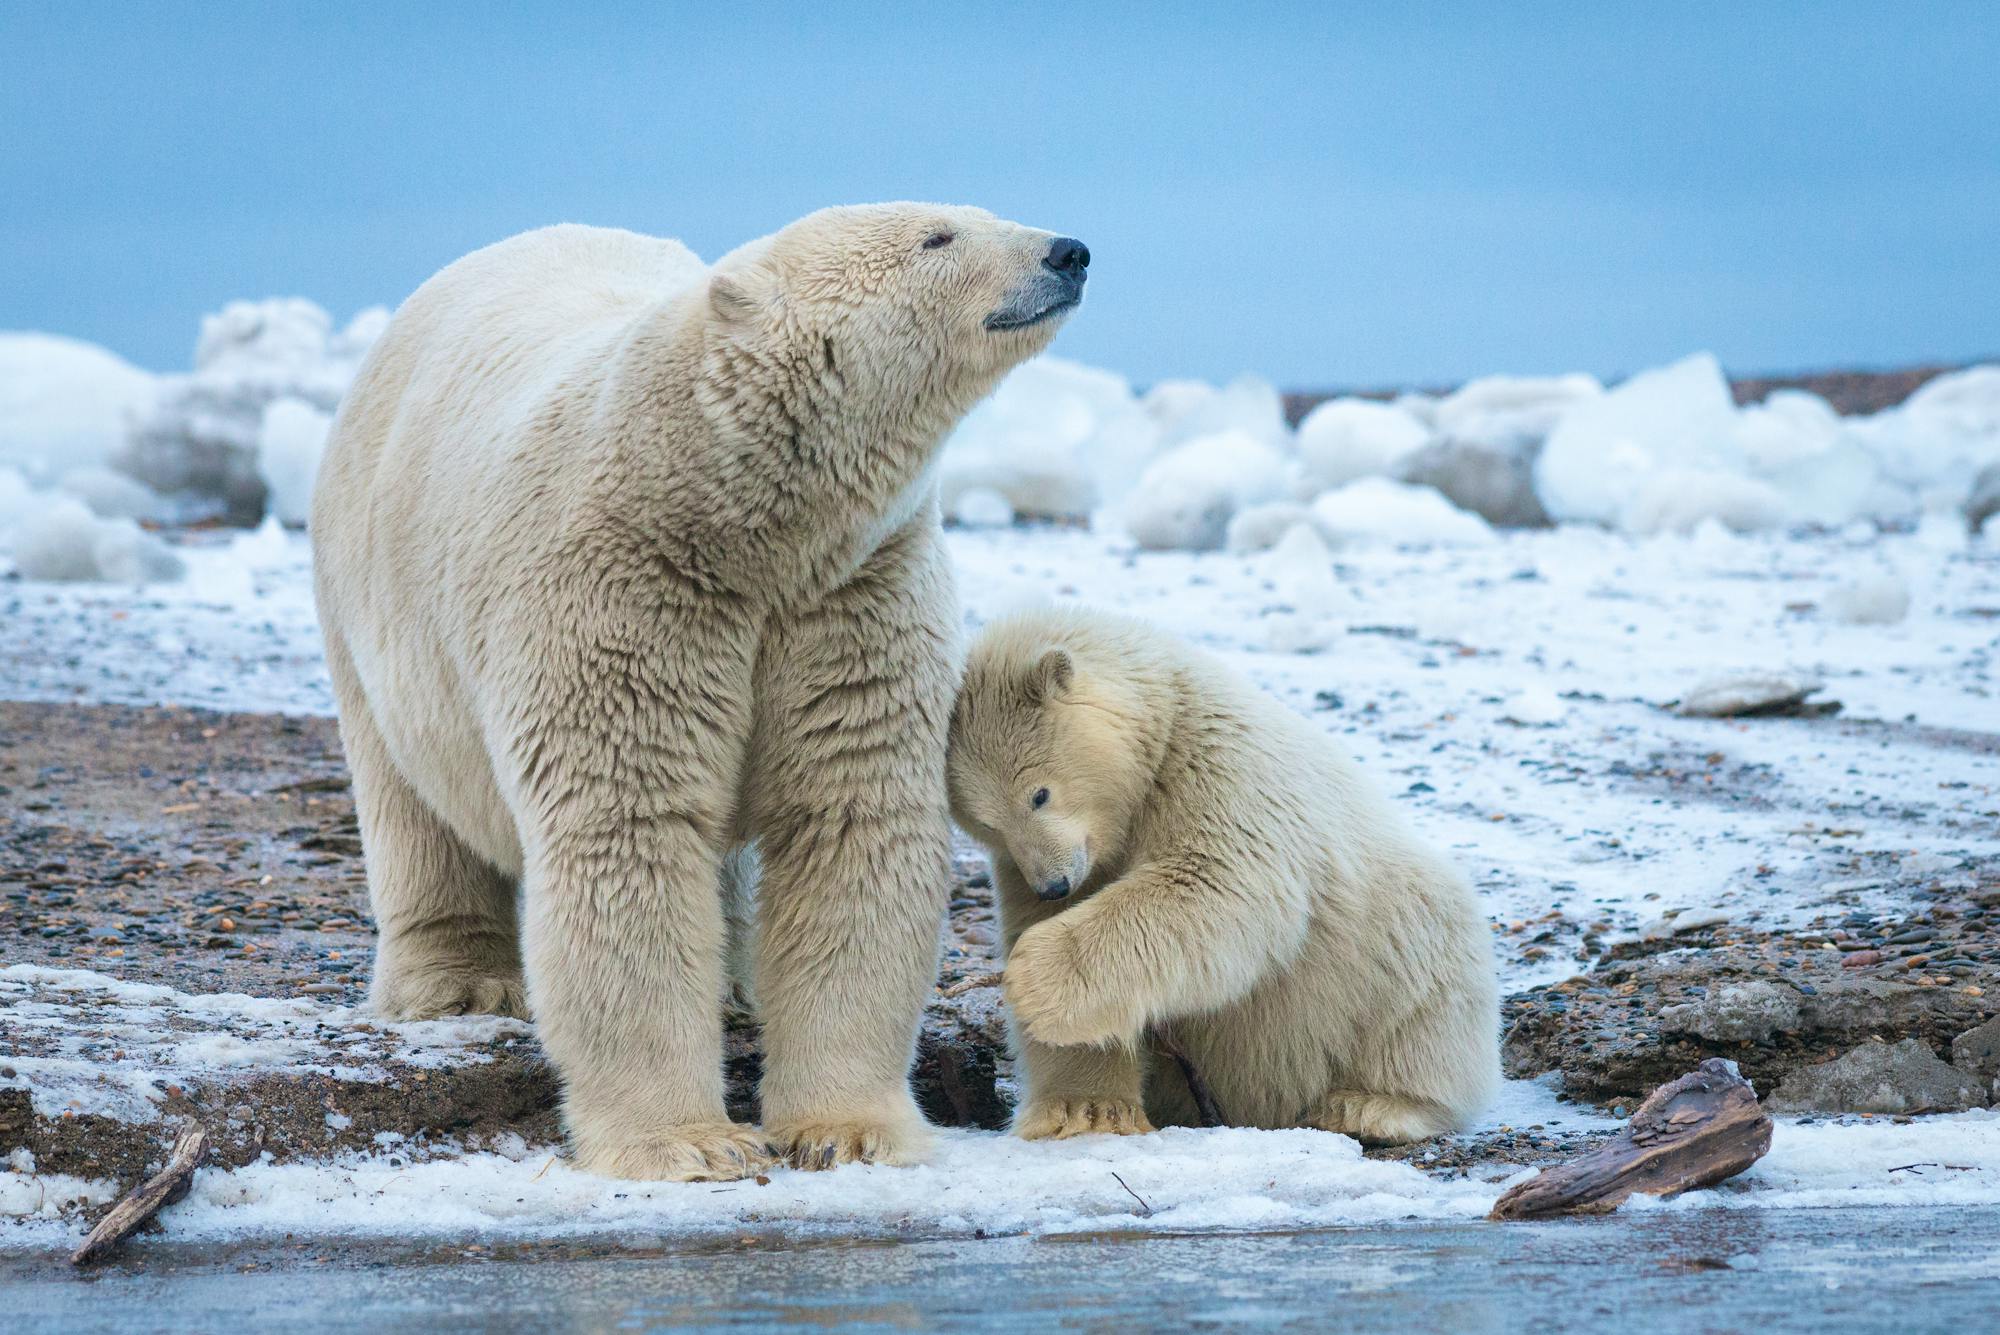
[{"xmin": 983, "ymin": 236, "xmax": 1090, "ymax": 332}]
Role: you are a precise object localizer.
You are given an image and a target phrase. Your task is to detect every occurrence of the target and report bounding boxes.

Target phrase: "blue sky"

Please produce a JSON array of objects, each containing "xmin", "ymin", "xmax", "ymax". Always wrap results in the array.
[{"xmin": 3, "ymin": 2, "xmax": 1996, "ymax": 387}]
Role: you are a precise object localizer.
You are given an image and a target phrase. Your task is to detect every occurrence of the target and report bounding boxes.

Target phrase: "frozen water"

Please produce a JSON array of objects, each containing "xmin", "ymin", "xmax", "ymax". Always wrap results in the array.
[
  {"xmin": 1536, "ymin": 352, "xmax": 1744, "ymax": 527},
  {"xmin": 1294, "ymin": 397, "xmax": 1432, "ymax": 492},
  {"xmin": 1123, "ymin": 429, "xmax": 1288, "ymax": 551},
  {"xmin": 257, "ymin": 396, "xmax": 335, "ymax": 527},
  {"xmin": 938, "ymin": 356, "xmax": 1161, "ymax": 521},
  {"xmin": 9, "ymin": 495, "xmax": 184, "ymax": 584},
  {"xmin": 1431, "ymin": 372, "xmax": 1602, "ymax": 453},
  {"xmin": 0, "ymin": 332, "xmax": 157, "ymax": 484},
  {"xmin": 1309, "ymin": 477, "xmax": 1496, "ymax": 547},
  {"xmin": 1825, "ymin": 572, "xmax": 1912, "ymax": 625},
  {"xmin": 56, "ymin": 465, "xmax": 167, "ymax": 521},
  {"xmin": 120, "ymin": 300, "xmax": 383, "ymax": 523},
  {"xmin": 1142, "ymin": 372, "xmax": 1291, "ymax": 452},
  {"xmin": 1621, "ymin": 468, "xmax": 1788, "ymax": 536},
  {"xmin": 947, "ymin": 485, "xmax": 1016, "ymax": 528},
  {"xmin": 1225, "ymin": 499, "xmax": 1315, "ymax": 553}
]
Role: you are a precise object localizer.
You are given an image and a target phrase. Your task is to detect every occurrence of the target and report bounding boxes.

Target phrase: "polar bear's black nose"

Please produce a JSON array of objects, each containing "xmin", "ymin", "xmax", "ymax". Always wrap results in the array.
[
  {"xmin": 1037, "ymin": 875, "xmax": 1073, "ymax": 901},
  {"xmin": 1044, "ymin": 238, "xmax": 1090, "ymax": 277}
]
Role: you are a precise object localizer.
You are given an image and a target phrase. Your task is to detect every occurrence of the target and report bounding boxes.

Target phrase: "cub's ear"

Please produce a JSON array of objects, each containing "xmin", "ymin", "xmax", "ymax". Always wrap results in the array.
[
  {"xmin": 708, "ymin": 266, "xmax": 774, "ymax": 325},
  {"xmin": 1025, "ymin": 648, "xmax": 1074, "ymax": 703}
]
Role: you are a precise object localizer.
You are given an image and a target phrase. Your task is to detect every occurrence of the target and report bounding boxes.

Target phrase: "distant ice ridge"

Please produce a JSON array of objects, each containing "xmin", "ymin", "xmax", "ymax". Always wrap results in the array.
[
  {"xmin": 938, "ymin": 352, "xmax": 2000, "ymax": 551},
  {"xmin": 5, "ymin": 307, "xmax": 2000, "ymax": 572},
  {"xmin": 0, "ymin": 299, "xmax": 380, "ymax": 582}
]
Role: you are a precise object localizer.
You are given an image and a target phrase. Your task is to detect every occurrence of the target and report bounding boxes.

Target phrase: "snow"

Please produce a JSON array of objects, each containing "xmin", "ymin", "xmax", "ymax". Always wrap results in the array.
[
  {"xmin": 1825, "ymin": 572, "xmax": 1912, "ymax": 626},
  {"xmin": 0, "ymin": 332, "xmax": 158, "ymax": 484},
  {"xmin": 1430, "ymin": 372, "xmax": 1603, "ymax": 452},
  {"xmin": 0, "ymin": 964, "xmax": 533, "ymax": 1124}
]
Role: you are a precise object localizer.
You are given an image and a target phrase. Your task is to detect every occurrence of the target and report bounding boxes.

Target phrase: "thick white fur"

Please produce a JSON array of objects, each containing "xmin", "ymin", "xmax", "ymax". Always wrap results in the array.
[
  {"xmin": 312, "ymin": 205, "xmax": 1076, "ymax": 1180},
  {"xmin": 947, "ymin": 609, "xmax": 1500, "ymax": 1145}
]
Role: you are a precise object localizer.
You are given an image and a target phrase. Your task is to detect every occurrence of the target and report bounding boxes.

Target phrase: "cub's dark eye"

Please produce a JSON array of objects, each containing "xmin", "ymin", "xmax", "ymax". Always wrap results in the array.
[
  {"xmin": 1031, "ymin": 787, "xmax": 1050, "ymax": 810},
  {"xmin": 922, "ymin": 232, "xmax": 954, "ymax": 250}
]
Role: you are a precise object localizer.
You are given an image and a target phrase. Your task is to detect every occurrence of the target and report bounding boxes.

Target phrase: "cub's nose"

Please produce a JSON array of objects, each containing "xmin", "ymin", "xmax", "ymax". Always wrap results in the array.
[
  {"xmin": 1043, "ymin": 237, "xmax": 1090, "ymax": 277},
  {"xmin": 1037, "ymin": 875, "xmax": 1073, "ymax": 902}
]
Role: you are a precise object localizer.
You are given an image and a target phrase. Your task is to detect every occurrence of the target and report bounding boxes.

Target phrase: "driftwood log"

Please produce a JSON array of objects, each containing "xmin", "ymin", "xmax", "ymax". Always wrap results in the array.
[
  {"xmin": 1491, "ymin": 1059, "xmax": 1772, "ymax": 1220},
  {"xmin": 1149, "ymin": 1024, "xmax": 1229, "ymax": 1127},
  {"xmin": 70, "ymin": 1123, "xmax": 209, "ymax": 1265}
]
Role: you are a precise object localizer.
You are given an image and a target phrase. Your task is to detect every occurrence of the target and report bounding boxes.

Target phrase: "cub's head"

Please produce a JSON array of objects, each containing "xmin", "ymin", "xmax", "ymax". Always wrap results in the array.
[
  {"xmin": 947, "ymin": 616, "xmax": 1157, "ymax": 904},
  {"xmin": 704, "ymin": 203, "xmax": 1087, "ymax": 420}
]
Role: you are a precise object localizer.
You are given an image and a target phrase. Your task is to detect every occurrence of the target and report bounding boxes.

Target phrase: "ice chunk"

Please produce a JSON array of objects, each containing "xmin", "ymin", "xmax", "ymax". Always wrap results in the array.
[
  {"xmin": 949, "ymin": 486, "xmax": 1016, "ymax": 528},
  {"xmin": 1621, "ymin": 468, "xmax": 1787, "ymax": 536},
  {"xmin": 1535, "ymin": 353, "xmax": 1743, "ymax": 527},
  {"xmin": 257, "ymin": 397, "xmax": 335, "ymax": 527},
  {"xmin": 1397, "ymin": 440, "xmax": 1549, "ymax": 528},
  {"xmin": 58, "ymin": 465, "xmax": 166, "ymax": 521},
  {"xmin": 121, "ymin": 298, "xmax": 375, "ymax": 525},
  {"xmin": 1262, "ymin": 522, "xmax": 1354, "ymax": 652},
  {"xmin": 1142, "ymin": 374, "xmax": 1290, "ymax": 452},
  {"xmin": 939, "ymin": 356, "xmax": 1162, "ymax": 521},
  {"xmin": 0, "ymin": 333, "xmax": 158, "ymax": 484},
  {"xmin": 1431, "ymin": 372, "xmax": 1602, "ymax": 453},
  {"xmin": 1500, "ymin": 688, "xmax": 1568, "ymax": 726},
  {"xmin": 1123, "ymin": 430, "xmax": 1287, "ymax": 551},
  {"xmin": 1225, "ymin": 500, "xmax": 1315, "ymax": 554},
  {"xmin": 1843, "ymin": 365, "xmax": 2000, "ymax": 512},
  {"xmin": 1294, "ymin": 398, "xmax": 1431, "ymax": 492},
  {"xmin": 1824, "ymin": 573, "xmax": 1911, "ymax": 625},
  {"xmin": 1308, "ymin": 478, "xmax": 1495, "ymax": 547},
  {"xmin": 10, "ymin": 496, "xmax": 184, "ymax": 583}
]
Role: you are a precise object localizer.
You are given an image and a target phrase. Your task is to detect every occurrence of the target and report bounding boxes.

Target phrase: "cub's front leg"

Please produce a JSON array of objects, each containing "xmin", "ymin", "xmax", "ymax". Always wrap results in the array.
[
  {"xmin": 1004, "ymin": 854, "xmax": 1306, "ymax": 1050},
  {"xmin": 994, "ymin": 861, "xmax": 1153, "ymax": 1139}
]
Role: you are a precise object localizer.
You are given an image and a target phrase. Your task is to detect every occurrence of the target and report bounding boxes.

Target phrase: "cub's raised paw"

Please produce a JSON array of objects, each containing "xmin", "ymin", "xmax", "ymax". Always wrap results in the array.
[
  {"xmin": 768, "ymin": 1115, "xmax": 931, "ymax": 1171},
  {"xmin": 1314, "ymin": 1091, "xmax": 1452, "ymax": 1146},
  {"xmin": 1004, "ymin": 920, "xmax": 1135, "ymax": 1047},
  {"xmin": 372, "ymin": 968, "xmax": 528, "ymax": 1022},
  {"xmin": 1014, "ymin": 1097, "xmax": 1156, "ymax": 1141},
  {"xmin": 574, "ymin": 1122, "xmax": 776, "ymax": 1182}
]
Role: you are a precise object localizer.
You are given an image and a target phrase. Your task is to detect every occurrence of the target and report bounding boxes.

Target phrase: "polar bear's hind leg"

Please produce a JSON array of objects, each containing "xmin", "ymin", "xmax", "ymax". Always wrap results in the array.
[{"xmin": 329, "ymin": 638, "xmax": 526, "ymax": 1021}]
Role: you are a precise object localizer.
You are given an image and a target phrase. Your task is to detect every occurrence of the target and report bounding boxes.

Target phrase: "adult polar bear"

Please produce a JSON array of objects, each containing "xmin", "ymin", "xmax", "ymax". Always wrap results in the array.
[{"xmin": 312, "ymin": 205, "xmax": 1088, "ymax": 1180}]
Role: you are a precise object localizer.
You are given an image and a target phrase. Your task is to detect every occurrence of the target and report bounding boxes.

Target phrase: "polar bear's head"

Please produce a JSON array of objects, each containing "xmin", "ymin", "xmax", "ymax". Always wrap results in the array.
[
  {"xmin": 704, "ymin": 203, "xmax": 1088, "ymax": 426},
  {"xmin": 948, "ymin": 615, "xmax": 1159, "ymax": 904}
]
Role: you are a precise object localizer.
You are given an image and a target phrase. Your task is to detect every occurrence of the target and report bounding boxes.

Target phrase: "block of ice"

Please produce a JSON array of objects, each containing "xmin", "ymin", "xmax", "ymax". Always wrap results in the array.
[
  {"xmin": 258, "ymin": 397, "xmax": 335, "ymax": 527},
  {"xmin": 939, "ymin": 356, "xmax": 1162, "ymax": 521},
  {"xmin": 0, "ymin": 333, "xmax": 158, "ymax": 484},
  {"xmin": 1431, "ymin": 372, "xmax": 1602, "ymax": 453},
  {"xmin": 58, "ymin": 465, "xmax": 167, "ymax": 521},
  {"xmin": 1123, "ymin": 429, "xmax": 1287, "ymax": 551},
  {"xmin": 1308, "ymin": 477, "xmax": 1495, "ymax": 547},
  {"xmin": 1142, "ymin": 373, "xmax": 1291, "ymax": 452},
  {"xmin": 1622, "ymin": 468, "xmax": 1787, "ymax": 536},
  {"xmin": 1535, "ymin": 352, "xmax": 1744, "ymax": 527},
  {"xmin": 10, "ymin": 495, "xmax": 184, "ymax": 583},
  {"xmin": 1294, "ymin": 398, "xmax": 1432, "ymax": 493},
  {"xmin": 1225, "ymin": 500, "xmax": 1315, "ymax": 553}
]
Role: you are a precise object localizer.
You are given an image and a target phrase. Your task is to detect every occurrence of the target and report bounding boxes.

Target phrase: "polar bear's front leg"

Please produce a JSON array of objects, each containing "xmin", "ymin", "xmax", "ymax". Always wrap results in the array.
[
  {"xmin": 512, "ymin": 594, "xmax": 773, "ymax": 1183},
  {"xmin": 745, "ymin": 518, "xmax": 955, "ymax": 1170},
  {"xmin": 994, "ymin": 860, "xmax": 1153, "ymax": 1137}
]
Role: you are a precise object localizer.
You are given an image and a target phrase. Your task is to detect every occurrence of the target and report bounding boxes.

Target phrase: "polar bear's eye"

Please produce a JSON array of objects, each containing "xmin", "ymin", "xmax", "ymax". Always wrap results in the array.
[
  {"xmin": 922, "ymin": 232, "xmax": 954, "ymax": 250},
  {"xmin": 1031, "ymin": 787, "xmax": 1050, "ymax": 810}
]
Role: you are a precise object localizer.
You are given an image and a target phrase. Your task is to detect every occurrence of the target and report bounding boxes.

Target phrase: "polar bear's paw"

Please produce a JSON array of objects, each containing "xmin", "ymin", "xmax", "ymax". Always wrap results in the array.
[
  {"xmin": 768, "ymin": 1113, "xmax": 931, "ymax": 1171},
  {"xmin": 1003, "ymin": 919, "xmax": 1139, "ymax": 1048},
  {"xmin": 372, "ymin": 968, "xmax": 528, "ymax": 1021},
  {"xmin": 1314, "ymin": 1091, "xmax": 1452, "ymax": 1146},
  {"xmin": 1014, "ymin": 1097, "xmax": 1155, "ymax": 1140},
  {"xmin": 574, "ymin": 1122, "xmax": 776, "ymax": 1182}
]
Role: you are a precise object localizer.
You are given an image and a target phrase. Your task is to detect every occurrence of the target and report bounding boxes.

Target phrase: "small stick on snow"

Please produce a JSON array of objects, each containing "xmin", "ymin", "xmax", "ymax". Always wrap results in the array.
[
  {"xmin": 1149, "ymin": 1023, "xmax": 1229, "ymax": 1128},
  {"xmin": 941, "ymin": 971, "xmax": 1005, "ymax": 998},
  {"xmin": 1489, "ymin": 1060, "xmax": 1771, "ymax": 1221},
  {"xmin": 1111, "ymin": 1171, "xmax": 1154, "ymax": 1217},
  {"xmin": 70, "ymin": 1123, "xmax": 209, "ymax": 1266}
]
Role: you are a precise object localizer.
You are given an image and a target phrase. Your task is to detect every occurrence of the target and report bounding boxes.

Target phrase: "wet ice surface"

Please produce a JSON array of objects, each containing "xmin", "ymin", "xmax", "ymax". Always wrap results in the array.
[
  {"xmin": 5, "ymin": 520, "xmax": 1994, "ymax": 982},
  {"xmin": 3, "ymin": 520, "xmax": 1998, "ymax": 1249}
]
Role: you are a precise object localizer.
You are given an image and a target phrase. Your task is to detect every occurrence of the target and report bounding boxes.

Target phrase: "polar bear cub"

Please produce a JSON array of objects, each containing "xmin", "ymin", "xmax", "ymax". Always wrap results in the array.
[{"xmin": 947, "ymin": 608, "xmax": 1499, "ymax": 1144}]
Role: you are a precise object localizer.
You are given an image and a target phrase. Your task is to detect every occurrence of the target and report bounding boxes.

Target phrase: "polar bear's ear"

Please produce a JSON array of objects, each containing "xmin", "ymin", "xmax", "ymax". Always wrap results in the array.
[
  {"xmin": 708, "ymin": 267, "xmax": 774, "ymax": 325},
  {"xmin": 1026, "ymin": 648, "xmax": 1074, "ymax": 703}
]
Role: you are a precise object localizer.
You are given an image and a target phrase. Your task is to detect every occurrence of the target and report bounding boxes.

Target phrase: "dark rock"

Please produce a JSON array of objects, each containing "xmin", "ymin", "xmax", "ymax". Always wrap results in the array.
[
  {"xmin": 1952, "ymin": 1016, "xmax": 2000, "ymax": 1098},
  {"xmin": 1767, "ymin": 1039, "xmax": 1986, "ymax": 1115}
]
